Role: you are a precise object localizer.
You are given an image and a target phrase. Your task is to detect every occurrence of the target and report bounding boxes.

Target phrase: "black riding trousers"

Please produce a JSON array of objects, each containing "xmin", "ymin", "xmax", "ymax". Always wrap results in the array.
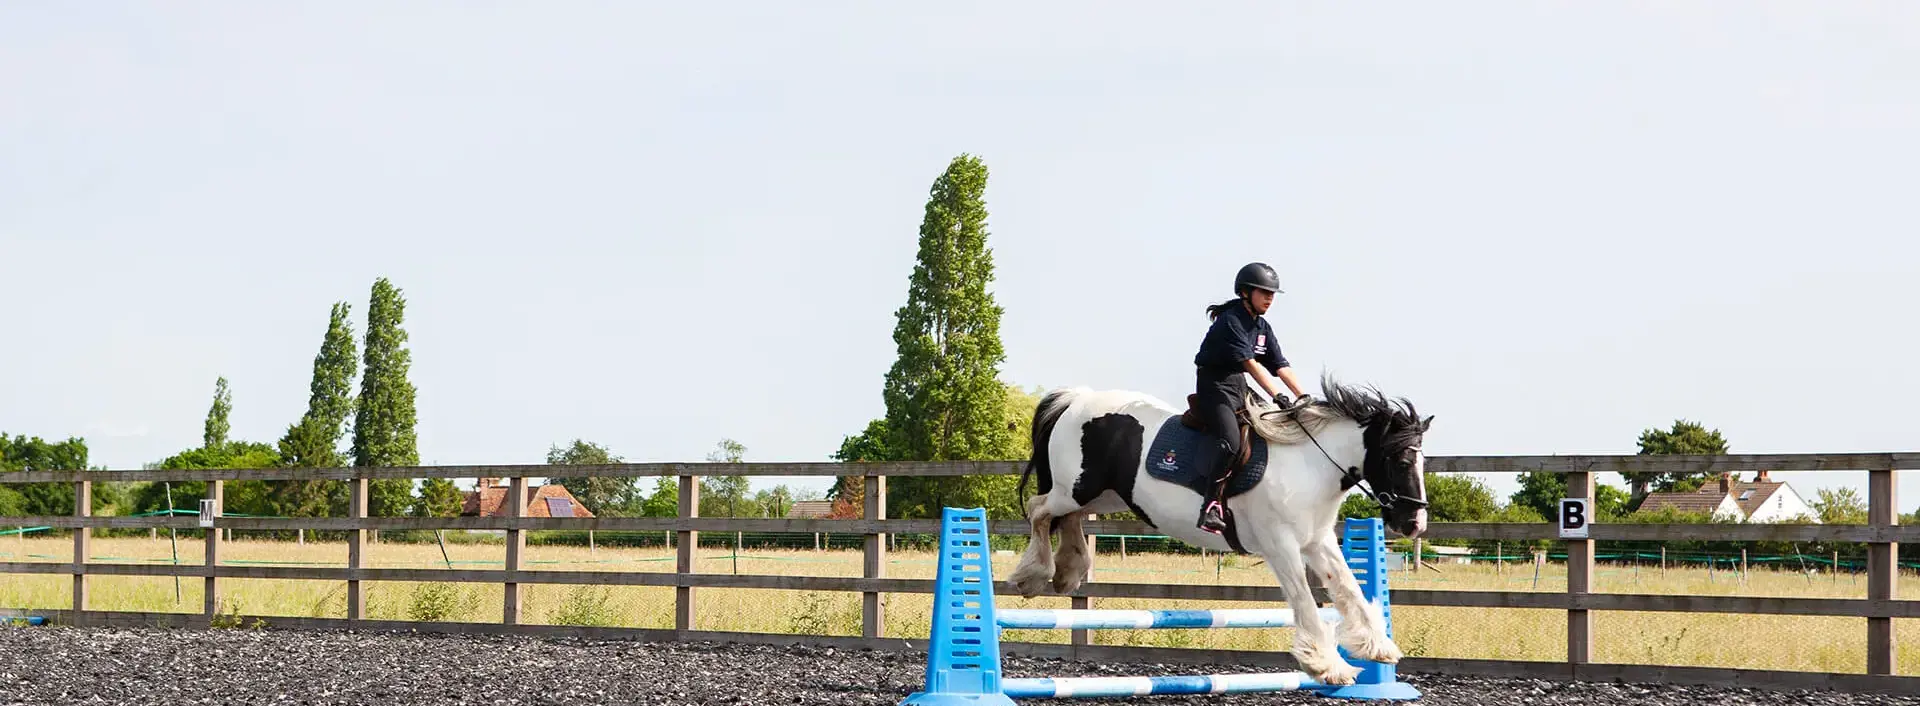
[{"xmin": 1193, "ymin": 369, "xmax": 1244, "ymax": 482}]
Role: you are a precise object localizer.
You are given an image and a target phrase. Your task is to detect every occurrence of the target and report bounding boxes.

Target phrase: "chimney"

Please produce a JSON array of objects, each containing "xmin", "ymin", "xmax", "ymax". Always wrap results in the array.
[
  {"xmin": 477, "ymin": 477, "xmax": 497, "ymax": 490},
  {"xmin": 1719, "ymin": 472, "xmax": 1734, "ymax": 495},
  {"xmin": 1754, "ymin": 470, "xmax": 1771, "ymax": 484}
]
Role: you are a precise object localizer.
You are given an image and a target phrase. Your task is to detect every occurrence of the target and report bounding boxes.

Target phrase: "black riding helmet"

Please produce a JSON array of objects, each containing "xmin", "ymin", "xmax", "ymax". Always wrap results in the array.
[{"xmin": 1234, "ymin": 262, "xmax": 1282, "ymax": 296}]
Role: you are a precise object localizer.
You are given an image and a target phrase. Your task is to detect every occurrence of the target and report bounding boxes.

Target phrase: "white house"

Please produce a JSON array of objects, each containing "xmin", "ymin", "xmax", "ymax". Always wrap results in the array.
[{"xmin": 1637, "ymin": 471, "xmax": 1818, "ymax": 523}]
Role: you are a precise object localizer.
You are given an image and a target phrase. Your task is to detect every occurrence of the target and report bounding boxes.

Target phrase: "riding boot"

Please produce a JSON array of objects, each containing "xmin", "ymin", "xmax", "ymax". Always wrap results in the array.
[{"xmin": 1196, "ymin": 440, "xmax": 1233, "ymax": 535}]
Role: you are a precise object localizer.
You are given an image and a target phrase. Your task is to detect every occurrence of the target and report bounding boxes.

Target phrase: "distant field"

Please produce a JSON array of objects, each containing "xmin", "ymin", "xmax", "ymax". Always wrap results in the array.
[{"xmin": 3, "ymin": 534, "xmax": 1914, "ymax": 676}]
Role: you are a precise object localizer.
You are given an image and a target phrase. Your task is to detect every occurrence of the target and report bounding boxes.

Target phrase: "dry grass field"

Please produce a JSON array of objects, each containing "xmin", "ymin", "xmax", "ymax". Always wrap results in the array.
[{"xmin": 3, "ymin": 533, "xmax": 1914, "ymax": 676}]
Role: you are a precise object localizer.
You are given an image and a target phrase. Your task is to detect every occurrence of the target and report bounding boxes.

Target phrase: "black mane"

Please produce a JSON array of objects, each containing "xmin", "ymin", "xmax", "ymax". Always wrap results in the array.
[{"xmin": 1316, "ymin": 373, "xmax": 1421, "ymax": 435}]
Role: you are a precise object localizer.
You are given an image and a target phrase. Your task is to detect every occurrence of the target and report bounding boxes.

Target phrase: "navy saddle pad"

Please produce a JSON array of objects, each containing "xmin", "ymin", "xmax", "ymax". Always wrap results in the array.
[{"xmin": 1143, "ymin": 415, "xmax": 1268, "ymax": 500}]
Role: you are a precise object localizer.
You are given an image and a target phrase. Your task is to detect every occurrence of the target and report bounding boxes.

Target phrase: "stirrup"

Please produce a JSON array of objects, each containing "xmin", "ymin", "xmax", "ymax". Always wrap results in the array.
[{"xmin": 1197, "ymin": 500, "xmax": 1226, "ymax": 535}]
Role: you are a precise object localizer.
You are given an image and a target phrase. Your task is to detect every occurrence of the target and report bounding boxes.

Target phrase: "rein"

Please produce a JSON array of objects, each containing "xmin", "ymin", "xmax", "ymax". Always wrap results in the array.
[{"xmin": 1259, "ymin": 406, "xmax": 1429, "ymax": 515}]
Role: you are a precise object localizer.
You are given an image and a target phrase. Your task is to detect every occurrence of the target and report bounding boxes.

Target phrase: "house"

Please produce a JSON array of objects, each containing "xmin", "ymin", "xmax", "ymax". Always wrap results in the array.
[
  {"xmin": 1636, "ymin": 471, "xmax": 1817, "ymax": 523},
  {"xmin": 461, "ymin": 477, "xmax": 598, "ymax": 518}
]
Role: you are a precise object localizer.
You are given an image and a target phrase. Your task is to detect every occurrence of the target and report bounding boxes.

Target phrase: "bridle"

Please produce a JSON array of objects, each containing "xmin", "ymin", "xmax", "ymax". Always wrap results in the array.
[{"xmin": 1259, "ymin": 406, "xmax": 1431, "ymax": 515}]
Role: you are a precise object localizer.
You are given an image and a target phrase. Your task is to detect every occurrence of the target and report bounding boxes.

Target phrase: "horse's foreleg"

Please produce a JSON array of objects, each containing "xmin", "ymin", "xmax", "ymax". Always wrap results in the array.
[
  {"xmin": 1306, "ymin": 534, "xmax": 1401, "ymax": 665},
  {"xmin": 1006, "ymin": 494, "xmax": 1056, "ymax": 598},
  {"xmin": 1051, "ymin": 511, "xmax": 1093, "ymax": 594},
  {"xmin": 1263, "ymin": 542, "xmax": 1360, "ymax": 686}
]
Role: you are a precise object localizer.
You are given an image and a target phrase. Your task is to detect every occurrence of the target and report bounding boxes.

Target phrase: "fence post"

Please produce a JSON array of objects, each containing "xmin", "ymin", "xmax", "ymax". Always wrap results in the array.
[
  {"xmin": 1866, "ymin": 468, "xmax": 1898, "ymax": 675},
  {"xmin": 677, "ymin": 472, "xmax": 700, "ymax": 632},
  {"xmin": 203, "ymin": 481, "xmax": 223, "ymax": 622},
  {"xmin": 863, "ymin": 474, "xmax": 887, "ymax": 639},
  {"xmin": 1565, "ymin": 470, "xmax": 1593, "ymax": 668},
  {"xmin": 72, "ymin": 479, "xmax": 90, "ymax": 626},
  {"xmin": 504, "ymin": 476, "xmax": 526, "ymax": 625},
  {"xmin": 348, "ymin": 477, "xmax": 367, "ymax": 622}
]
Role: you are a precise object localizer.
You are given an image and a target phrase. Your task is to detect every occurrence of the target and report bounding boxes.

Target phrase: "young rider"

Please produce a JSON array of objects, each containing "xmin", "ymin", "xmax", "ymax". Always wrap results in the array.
[{"xmin": 1191, "ymin": 262, "xmax": 1309, "ymax": 535}]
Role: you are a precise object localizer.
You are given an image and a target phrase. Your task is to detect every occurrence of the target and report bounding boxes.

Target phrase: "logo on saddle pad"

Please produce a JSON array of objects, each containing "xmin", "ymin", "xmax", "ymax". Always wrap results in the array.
[{"xmin": 1156, "ymin": 450, "xmax": 1178, "ymax": 471}]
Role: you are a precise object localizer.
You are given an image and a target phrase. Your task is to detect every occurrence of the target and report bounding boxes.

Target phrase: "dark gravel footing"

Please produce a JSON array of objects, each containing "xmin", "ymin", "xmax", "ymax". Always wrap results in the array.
[{"xmin": 0, "ymin": 627, "xmax": 1913, "ymax": 706}]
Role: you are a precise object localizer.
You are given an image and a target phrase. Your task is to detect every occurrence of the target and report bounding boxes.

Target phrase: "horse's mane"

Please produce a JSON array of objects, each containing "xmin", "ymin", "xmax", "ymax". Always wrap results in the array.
[{"xmin": 1246, "ymin": 373, "xmax": 1419, "ymax": 445}]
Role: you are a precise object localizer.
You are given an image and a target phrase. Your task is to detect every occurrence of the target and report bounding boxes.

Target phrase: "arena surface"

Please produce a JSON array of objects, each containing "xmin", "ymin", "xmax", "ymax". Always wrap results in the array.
[{"xmin": 0, "ymin": 627, "xmax": 1914, "ymax": 706}]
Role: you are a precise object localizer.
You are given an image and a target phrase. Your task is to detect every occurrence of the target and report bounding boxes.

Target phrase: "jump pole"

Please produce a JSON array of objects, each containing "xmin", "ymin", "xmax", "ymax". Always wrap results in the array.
[{"xmin": 900, "ymin": 507, "xmax": 1419, "ymax": 704}]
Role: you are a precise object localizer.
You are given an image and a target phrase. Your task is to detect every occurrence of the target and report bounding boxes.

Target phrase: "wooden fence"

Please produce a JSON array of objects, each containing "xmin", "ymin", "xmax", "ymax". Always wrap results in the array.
[{"xmin": 1, "ymin": 453, "xmax": 1915, "ymax": 694}]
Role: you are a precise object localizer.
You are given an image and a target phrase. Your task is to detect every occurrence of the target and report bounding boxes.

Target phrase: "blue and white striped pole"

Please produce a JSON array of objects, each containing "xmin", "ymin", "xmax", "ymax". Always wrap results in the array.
[
  {"xmin": 997, "ymin": 607, "xmax": 1343, "ymax": 630},
  {"xmin": 1003, "ymin": 672, "xmax": 1317, "ymax": 699}
]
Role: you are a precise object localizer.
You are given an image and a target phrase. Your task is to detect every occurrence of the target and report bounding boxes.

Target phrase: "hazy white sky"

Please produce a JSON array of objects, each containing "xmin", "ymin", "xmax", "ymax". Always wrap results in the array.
[{"xmin": 3, "ymin": 3, "xmax": 1916, "ymax": 512}]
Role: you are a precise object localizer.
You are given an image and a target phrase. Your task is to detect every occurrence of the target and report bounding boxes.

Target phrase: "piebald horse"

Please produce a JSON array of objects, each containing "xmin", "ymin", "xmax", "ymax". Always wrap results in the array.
[{"xmin": 1009, "ymin": 374, "xmax": 1432, "ymax": 686}]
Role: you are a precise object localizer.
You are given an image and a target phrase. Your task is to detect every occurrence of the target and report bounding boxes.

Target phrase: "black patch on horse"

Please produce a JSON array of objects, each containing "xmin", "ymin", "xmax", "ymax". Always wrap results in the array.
[{"xmin": 1070, "ymin": 413, "xmax": 1149, "ymax": 519}]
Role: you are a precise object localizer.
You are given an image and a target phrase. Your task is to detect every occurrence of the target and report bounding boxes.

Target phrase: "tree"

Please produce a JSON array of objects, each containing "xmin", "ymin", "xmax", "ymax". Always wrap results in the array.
[
  {"xmin": 1624, "ymin": 419, "xmax": 1730, "ymax": 509},
  {"xmin": 412, "ymin": 478, "xmax": 463, "ymax": 518},
  {"xmin": 131, "ymin": 441, "xmax": 282, "ymax": 517},
  {"xmin": 1810, "ymin": 487, "xmax": 1867, "ymax": 525},
  {"xmin": 639, "ymin": 478, "xmax": 679, "ymax": 518},
  {"xmin": 700, "ymin": 439, "xmax": 757, "ymax": 517},
  {"xmin": 273, "ymin": 301, "xmax": 360, "ymax": 517},
  {"xmin": 0, "ymin": 434, "xmax": 93, "ymax": 516},
  {"xmin": 882, "ymin": 154, "xmax": 1016, "ymax": 463},
  {"xmin": 351, "ymin": 277, "xmax": 420, "ymax": 517},
  {"xmin": 755, "ymin": 485, "xmax": 795, "ymax": 519},
  {"xmin": 203, "ymin": 377, "xmax": 232, "ymax": 449},
  {"xmin": 545, "ymin": 439, "xmax": 644, "ymax": 517},
  {"xmin": 1510, "ymin": 472, "xmax": 1631, "ymax": 521},
  {"xmin": 1424, "ymin": 474, "xmax": 1500, "ymax": 523}
]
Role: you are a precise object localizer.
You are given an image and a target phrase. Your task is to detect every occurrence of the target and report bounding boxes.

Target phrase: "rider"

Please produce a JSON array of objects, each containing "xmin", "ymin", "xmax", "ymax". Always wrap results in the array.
[{"xmin": 1191, "ymin": 261, "xmax": 1309, "ymax": 535}]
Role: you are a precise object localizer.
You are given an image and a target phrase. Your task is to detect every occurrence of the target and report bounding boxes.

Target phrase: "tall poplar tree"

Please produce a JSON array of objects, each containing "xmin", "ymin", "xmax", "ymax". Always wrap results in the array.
[
  {"xmin": 274, "ymin": 301, "xmax": 359, "ymax": 516},
  {"xmin": 203, "ymin": 377, "xmax": 232, "ymax": 449},
  {"xmin": 352, "ymin": 277, "xmax": 420, "ymax": 517},
  {"xmin": 835, "ymin": 154, "xmax": 1021, "ymax": 518}
]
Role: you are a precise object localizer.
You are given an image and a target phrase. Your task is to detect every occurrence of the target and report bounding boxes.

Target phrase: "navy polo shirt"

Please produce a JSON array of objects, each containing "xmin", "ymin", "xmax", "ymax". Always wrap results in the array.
[{"xmin": 1194, "ymin": 302, "xmax": 1289, "ymax": 376}]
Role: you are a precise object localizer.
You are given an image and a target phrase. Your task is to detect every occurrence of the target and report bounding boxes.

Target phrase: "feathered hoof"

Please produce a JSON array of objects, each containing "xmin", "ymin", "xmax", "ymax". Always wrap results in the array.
[
  {"xmin": 1341, "ymin": 632, "xmax": 1404, "ymax": 665},
  {"xmin": 1006, "ymin": 564, "xmax": 1054, "ymax": 598},
  {"xmin": 1312, "ymin": 660, "xmax": 1362, "ymax": 687},
  {"xmin": 1296, "ymin": 641, "xmax": 1361, "ymax": 686}
]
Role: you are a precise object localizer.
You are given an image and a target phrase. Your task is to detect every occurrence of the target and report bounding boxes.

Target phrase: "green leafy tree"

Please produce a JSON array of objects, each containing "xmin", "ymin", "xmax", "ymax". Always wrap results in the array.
[
  {"xmin": 833, "ymin": 155, "xmax": 1025, "ymax": 520},
  {"xmin": 1339, "ymin": 492, "xmax": 1380, "ymax": 520},
  {"xmin": 203, "ymin": 377, "xmax": 232, "ymax": 449},
  {"xmin": 639, "ymin": 478, "xmax": 680, "ymax": 518},
  {"xmin": 273, "ymin": 302, "xmax": 359, "ymax": 517},
  {"xmin": 1509, "ymin": 472, "xmax": 1631, "ymax": 521},
  {"xmin": 131, "ymin": 441, "xmax": 283, "ymax": 517},
  {"xmin": 545, "ymin": 439, "xmax": 644, "ymax": 517},
  {"xmin": 755, "ymin": 485, "xmax": 795, "ymax": 519},
  {"xmin": 1623, "ymin": 419, "xmax": 1730, "ymax": 509},
  {"xmin": 351, "ymin": 277, "xmax": 420, "ymax": 517},
  {"xmin": 1810, "ymin": 487, "xmax": 1868, "ymax": 525},
  {"xmin": 1424, "ymin": 474, "xmax": 1500, "ymax": 522},
  {"xmin": 412, "ymin": 478, "xmax": 464, "ymax": 518},
  {"xmin": 0, "ymin": 434, "xmax": 93, "ymax": 515},
  {"xmin": 882, "ymin": 154, "xmax": 1017, "ymax": 461},
  {"xmin": 700, "ymin": 439, "xmax": 758, "ymax": 517}
]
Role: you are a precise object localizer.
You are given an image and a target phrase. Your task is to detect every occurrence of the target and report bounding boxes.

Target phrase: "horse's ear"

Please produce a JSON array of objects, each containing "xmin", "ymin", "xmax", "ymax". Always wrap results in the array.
[{"xmin": 1420, "ymin": 415, "xmax": 1435, "ymax": 431}]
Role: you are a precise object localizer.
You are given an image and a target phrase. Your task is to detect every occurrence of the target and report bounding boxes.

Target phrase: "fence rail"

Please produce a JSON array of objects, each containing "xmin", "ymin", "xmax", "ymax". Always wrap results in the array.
[{"xmin": 0, "ymin": 454, "xmax": 1911, "ymax": 692}]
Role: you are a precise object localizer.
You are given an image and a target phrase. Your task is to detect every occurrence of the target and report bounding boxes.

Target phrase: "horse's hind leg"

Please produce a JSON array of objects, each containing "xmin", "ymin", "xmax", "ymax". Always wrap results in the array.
[
  {"xmin": 1051, "ymin": 511, "xmax": 1093, "ymax": 594},
  {"xmin": 1006, "ymin": 494, "xmax": 1056, "ymax": 598}
]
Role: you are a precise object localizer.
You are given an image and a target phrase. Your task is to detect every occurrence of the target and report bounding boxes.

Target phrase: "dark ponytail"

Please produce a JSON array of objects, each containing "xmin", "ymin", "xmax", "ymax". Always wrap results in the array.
[{"xmin": 1204, "ymin": 296, "xmax": 1243, "ymax": 321}]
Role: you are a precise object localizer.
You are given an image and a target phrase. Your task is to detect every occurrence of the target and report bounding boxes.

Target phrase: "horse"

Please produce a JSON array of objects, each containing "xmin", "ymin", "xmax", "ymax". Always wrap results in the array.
[{"xmin": 1006, "ymin": 373, "xmax": 1432, "ymax": 687}]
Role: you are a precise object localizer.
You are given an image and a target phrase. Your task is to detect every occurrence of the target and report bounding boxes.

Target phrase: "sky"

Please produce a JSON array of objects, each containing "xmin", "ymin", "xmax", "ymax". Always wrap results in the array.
[{"xmin": 3, "ymin": 2, "xmax": 1916, "ymax": 513}]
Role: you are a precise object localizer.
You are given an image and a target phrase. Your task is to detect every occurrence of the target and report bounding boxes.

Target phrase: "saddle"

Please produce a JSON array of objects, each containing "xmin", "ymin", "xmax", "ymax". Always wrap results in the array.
[{"xmin": 1180, "ymin": 394, "xmax": 1255, "ymax": 475}]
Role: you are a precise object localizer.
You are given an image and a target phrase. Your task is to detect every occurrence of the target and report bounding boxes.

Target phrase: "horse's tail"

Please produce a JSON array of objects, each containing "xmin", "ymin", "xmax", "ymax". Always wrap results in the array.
[{"xmin": 1020, "ymin": 387, "xmax": 1079, "ymax": 500}]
